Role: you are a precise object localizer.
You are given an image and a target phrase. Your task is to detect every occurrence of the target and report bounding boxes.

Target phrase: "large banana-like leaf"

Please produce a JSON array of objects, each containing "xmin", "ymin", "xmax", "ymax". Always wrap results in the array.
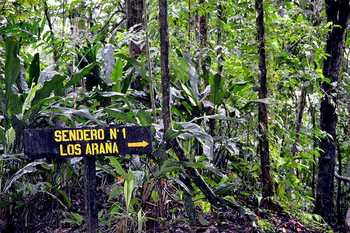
[
  {"xmin": 4, "ymin": 161, "xmax": 46, "ymax": 192},
  {"xmin": 4, "ymin": 37, "xmax": 22, "ymax": 119}
]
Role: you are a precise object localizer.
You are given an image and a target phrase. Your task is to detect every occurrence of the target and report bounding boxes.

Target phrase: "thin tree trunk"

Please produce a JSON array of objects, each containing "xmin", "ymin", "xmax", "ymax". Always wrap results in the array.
[
  {"xmin": 144, "ymin": 0, "xmax": 156, "ymax": 116},
  {"xmin": 159, "ymin": 0, "xmax": 171, "ymax": 132},
  {"xmin": 309, "ymin": 95, "xmax": 317, "ymax": 198},
  {"xmin": 291, "ymin": 83, "xmax": 307, "ymax": 157},
  {"xmin": 127, "ymin": 0, "xmax": 144, "ymax": 90},
  {"xmin": 159, "ymin": 0, "xmax": 226, "ymax": 210},
  {"xmin": 337, "ymin": 142, "xmax": 342, "ymax": 224},
  {"xmin": 199, "ymin": 0, "xmax": 207, "ymax": 47},
  {"xmin": 127, "ymin": 0, "xmax": 144, "ymax": 57},
  {"xmin": 188, "ymin": 0, "xmax": 192, "ymax": 41},
  {"xmin": 199, "ymin": 0, "xmax": 208, "ymax": 83},
  {"xmin": 255, "ymin": 0, "xmax": 273, "ymax": 198},
  {"xmin": 159, "ymin": 0, "xmax": 196, "ymax": 220},
  {"xmin": 43, "ymin": 0, "xmax": 58, "ymax": 65},
  {"xmin": 208, "ymin": 3, "xmax": 224, "ymax": 136},
  {"xmin": 158, "ymin": 0, "xmax": 171, "ymax": 218},
  {"xmin": 348, "ymin": 99, "xmax": 350, "ymax": 140},
  {"xmin": 315, "ymin": 0, "xmax": 349, "ymax": 224},
  {"xmin": 217, "ymin": 4, "xmax": 224, "ymax": 79}
]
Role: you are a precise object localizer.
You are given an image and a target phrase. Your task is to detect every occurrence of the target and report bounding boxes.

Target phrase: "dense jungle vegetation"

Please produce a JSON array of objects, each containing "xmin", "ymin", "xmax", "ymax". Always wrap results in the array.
[{"xmin": 0, "ymin": 0, "xmax": 350, "ymax": 232}]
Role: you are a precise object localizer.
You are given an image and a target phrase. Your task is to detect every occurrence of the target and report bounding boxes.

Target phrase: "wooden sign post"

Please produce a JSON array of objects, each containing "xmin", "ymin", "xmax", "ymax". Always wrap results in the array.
[{"xmin": 23, "ymin": 126, "xmax": 152, "ymax": 233}]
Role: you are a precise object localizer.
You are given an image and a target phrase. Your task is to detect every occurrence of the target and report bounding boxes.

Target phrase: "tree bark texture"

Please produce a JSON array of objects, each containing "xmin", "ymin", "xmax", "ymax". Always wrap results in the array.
[
  {"xmin": 337, "ymin": 142, "xmax": 342, "ymax": 224},
  {"xmin": 159, "ymin": 0, "xmax": 228, "ymax": 210},
  {"xmin": 255, "ymin": 0, "xmax": 274, "ymax": 198},
  {"xmin": 199, "ymin": 0, "xmax": 207, "ymax": 47},
  {"xmin": 84, "ymin": 156, "xmax": 97, "ymax": 233},
  {"xmin": 292, "ymin": 83, "xmax": 307, "ymax": 156},
  {"xmin": 309, "ymin": 96, "xmax": 317, "ymax": 198},
  {"xmin": 127, "ymin": 0, "xmax": 144, "ymax": 57},
  {"xmin": 315, "ymin": 0, "xmax": 349, "ymax": 224},
  {"xmin": 199, "ymin": 0, "xmax": 208, "ymax": 83},
  {"xmin": 208, "ymin": 3, "xmax": 224, "ymax": 136},
  {"xmin": 159, "ymin": 0, "xmax": 171, "ymax": 132}
]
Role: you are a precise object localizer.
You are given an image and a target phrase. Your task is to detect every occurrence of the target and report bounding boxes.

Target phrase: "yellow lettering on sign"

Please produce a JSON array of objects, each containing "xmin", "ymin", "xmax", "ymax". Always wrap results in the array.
[
  {"xmin": 99, "ymin": 143, "xmax": 105, "ymax": 154},
  {"xmin": 83, "ymin": 129, "xmax": 90, "ymax": 140},
  {"xmin": 83, "ymin": 142, "xmax": 120, "ymax": 155},
  {"xmin": 59, "ymin": 144, "xmax": 67, "ymax": 156},
  {"xmin": 90, "ymin": 129, "xmax": 97, "ymax": 140},
  {"xmin": 69, "ymin": 130, "xmax": 77, "ymax": 141},
  {"xmin": 54, "ymin": 130, "xmax": 62, "ymax": 142},
  {"xmin": 110, "ymin": 128, "xmax": 117, "ymax": 140},
  {"xmin": 61, "ymin": 130, "xmax": 68, "ymax": 141},
  {"xmin": 59, "ymin": 143, "xmax": 82, "ymax": 156},
  {"xmin": 68, "ymin": 144, "xmax": 76, "ymax": 155},
  {"xmin": 98, "ymin": 129, "xmax": 104, "ymax": 140},
  {"xmin": 74, "ymin": 144, "xmax": 81, "ymax": 155},
  {"xmin": 86, "ymin": 143, "xmax": 92, "ymax": 155},
  {"xmin": 92, "ymin": 143, "xmax": 98, "ymax": 155},
  {"xmin": 106, "ymin": 142, "xmax": 112, "ymax": 153},
  {"xmin": 113, "ymin": 142, "xmax": 119, "ymax": 153},
  {"xmin": 77, "ymin": 130, "xmax": 83, "ymax": 140},
  {"xmin": 55, "ymin": 128, "xmax": 108, "ymax": 143},
  {"xmin": 122, "ymin": 128, "xmax": 126, "ymax": 139}
]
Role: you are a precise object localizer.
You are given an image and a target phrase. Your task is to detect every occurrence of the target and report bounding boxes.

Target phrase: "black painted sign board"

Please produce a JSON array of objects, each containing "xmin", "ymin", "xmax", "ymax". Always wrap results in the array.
[
  {"xmin": 24, "ymin": 126, "xmax": 152, "ymax": 159},
  {"xmin": 23, "ymin": 125, "xmax": 152, "ymax": 233}
]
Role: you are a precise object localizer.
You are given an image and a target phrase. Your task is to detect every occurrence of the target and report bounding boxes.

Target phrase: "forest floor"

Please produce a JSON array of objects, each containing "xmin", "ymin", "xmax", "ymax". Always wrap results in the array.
[{"xmin": 2, "ymin": 177, "xmax": 341, "ymax": 233}]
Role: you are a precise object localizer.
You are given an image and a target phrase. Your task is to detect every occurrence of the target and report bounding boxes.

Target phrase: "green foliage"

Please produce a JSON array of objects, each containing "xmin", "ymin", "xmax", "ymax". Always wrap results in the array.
[
  {"xmin": 0, "ymin": 0, "xmax": 346, "ymax": 231},
  {"xmin": 63, "ymin": 212, "xmax": 84, "ymax": 226},
  {"xmin": 256, "ymin": 219, "xmax": 274, "ymax": 233},
  {"xmin": 124, "ymin": 171, "xmax": 135, "ymax": 213},
  {"xmin": 4, "ymin": 37, "xmax": 21, "ymax": 123}
]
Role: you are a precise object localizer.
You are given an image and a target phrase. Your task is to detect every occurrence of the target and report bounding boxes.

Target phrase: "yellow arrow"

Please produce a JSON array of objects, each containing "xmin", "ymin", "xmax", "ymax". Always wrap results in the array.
[{"xmin": 128, "ymin": 140, "xmax": 149, "ymax": 148}]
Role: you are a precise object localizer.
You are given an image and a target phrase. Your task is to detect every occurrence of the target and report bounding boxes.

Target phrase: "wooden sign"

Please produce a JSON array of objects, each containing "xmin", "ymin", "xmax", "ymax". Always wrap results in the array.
[
  {"xmin": 23, "ymin": 125, "xmax": 152, "ymax": 233},
  {"xmin": 24, "ymin": 126, "xmax": 152, "ymax": 159}
]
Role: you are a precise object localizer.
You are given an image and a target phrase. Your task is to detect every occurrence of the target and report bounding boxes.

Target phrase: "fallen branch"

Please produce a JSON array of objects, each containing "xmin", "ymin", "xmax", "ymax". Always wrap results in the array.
[{"xmin": 169, "ymin": 138, "xmax": 240, "ymax": 210}]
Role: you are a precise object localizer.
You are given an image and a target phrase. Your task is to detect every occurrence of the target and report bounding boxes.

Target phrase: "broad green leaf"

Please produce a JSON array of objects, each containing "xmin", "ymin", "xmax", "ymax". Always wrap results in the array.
[
  {"xmin": 5, "ymin": 127, "xmax": 16, "ymax": 150},
  {"xmin": 66, "ymin": 62, "xmax": 96, "ymax": 87},
  {"xmin": 109, "ymin": 157, "xmax": 126, "ymax": 177},
  {"xmin": 5, "ymin": 37, "xmax": 22, "ymax": 118},
  {"xmin": 124, "ymin": 170, "xmax": 134, "ymax": 213},
  {"xmin": 4, "ymin": 161, "xmax": 45, "ymax": 192},
  {"xmin": 209, "ymin": 74, "xmax": 224, "ymax": 106},
  {"xmin": 109, "ymin": 186, "xmax": 123, "ymax": 201},
  {"xmin": 22, "ymin": 83, "xmax": 42, "ymax": 115},
  {"xmin": 32, "ymin": 74, "xmax": 65, "ymax": 106},
  {"xmin": 111, "ymin": 58, "xmax": 124, "ymax": 92},
  {"xmin": 62, "ymin": 212, "xmax": 84, "ymax": 226}
]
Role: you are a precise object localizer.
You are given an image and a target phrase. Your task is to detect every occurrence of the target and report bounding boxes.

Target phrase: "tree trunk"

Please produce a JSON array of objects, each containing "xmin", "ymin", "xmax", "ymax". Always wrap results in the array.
[
  {"xmin": 198, "ymin": 0, "xmax": 207, "ymax": 47},
  {"xmin": 127, "ymin": 0, "xmax": 144, "ymax": 90},
  {"xmin": 127, "ymin": 0, "xmax": 144, "ymax": 57},
  {"xmin": 158, "ymin": 0, "xmax": 171, "ymax": 218},
  {"xmin": 309, "ymin": 95, "xmax": 317, "ymax": 198},
  {"xmin": 159, "ymin": 0, "xmax": 171, "ymax": 132},
  {"xmin": 315, "ymin": 0, "xmax": 349, "ymax": 224},
  {"xmin": 159, "ymin": 0, "xmax": 225, "ymax": 210},
  {"xmin": 291, "ymin": 83, "xmax": 307, "ymax": 157},
  {"xmin": 199, "ymin": 0, "xmax": 208, "ymax": 84},
  {"xmin": 216, "ymin": 3, "xmax": 224, "ymax": 79},
  {"xmin": 208, "ymin": 3, "xmax": 224, "ymax": 136},
  {"xmin": 337, "ymin": 142, "xmax": 342, "ymax": 224},
  {"xmin": 255, "ymin": 0, "xmax": 273, "ymax": 198},
  {"xmin": 44, "ymin": 0, "xmax": 58, "ymax": 65}
]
